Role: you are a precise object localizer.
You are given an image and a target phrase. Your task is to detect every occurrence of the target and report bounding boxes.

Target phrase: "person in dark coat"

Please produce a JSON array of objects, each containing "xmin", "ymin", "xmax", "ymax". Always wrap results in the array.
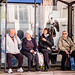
[
  {"xmin": 39, "ymin": 28, "xmax": 54, "ymax": 71},
  {"xmin": 21, "ymin": 30, "xmax": 40, "ymax": 71}
]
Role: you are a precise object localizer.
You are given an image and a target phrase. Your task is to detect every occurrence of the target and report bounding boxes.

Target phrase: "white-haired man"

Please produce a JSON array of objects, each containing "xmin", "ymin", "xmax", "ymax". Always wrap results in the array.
[{"xmin": 3, "ymin": 29, "xmax": 24, "ymax": 73}]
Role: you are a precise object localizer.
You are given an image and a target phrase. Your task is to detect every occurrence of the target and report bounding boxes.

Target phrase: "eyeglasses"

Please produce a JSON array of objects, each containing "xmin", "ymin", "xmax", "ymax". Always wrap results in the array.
[{"xmin": 63, "ymin": 33, "xmax": 67, "ymax": 35}]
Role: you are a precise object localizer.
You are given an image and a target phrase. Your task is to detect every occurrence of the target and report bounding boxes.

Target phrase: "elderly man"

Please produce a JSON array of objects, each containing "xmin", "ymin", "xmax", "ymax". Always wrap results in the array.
[
  {"xmin": 58, "ymin": 30, "xmax": 75, "ymax": 70},
  {"xmin": 3, "ymin": 29, "xmax": 23, "ymax": 73}
]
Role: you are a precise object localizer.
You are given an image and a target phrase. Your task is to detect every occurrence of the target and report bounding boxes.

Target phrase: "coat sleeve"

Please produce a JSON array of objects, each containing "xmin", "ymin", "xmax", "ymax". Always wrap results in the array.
[
  {"xmin": 15, "ymin": 36, "xmax": 21, "ymax": 44},
  {"xmin": 39, "ymin": 36, "xmax": 47, "ymax": 49},
  {"xmin": 69, "ymin": 38, "xmax": 75, "ymax": 51},
  {"xmin": 22, "ymin": 39, "xmax": 31, "ymax": 52},
  {"xmin": 45, "ymin": 36, "xmax": 54, "ymax": 47},
  {"xmin": 58, "ymin": 38, "xmax": 67, "ymax": 51},
  {"xmin": 33, "ymin": 38, "xmax": 38, "ymax": 51}
]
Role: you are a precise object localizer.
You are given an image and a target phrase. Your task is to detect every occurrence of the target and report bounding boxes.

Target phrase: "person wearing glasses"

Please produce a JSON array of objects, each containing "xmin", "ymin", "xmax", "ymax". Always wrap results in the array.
[{"xmin": 58, "ymin": 30, "xmax": 75, "ymax": 70}]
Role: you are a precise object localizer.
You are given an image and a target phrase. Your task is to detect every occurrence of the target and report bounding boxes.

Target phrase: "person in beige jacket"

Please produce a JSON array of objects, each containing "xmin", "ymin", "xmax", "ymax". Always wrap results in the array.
[{"xmin": 58, "ymin": 30, "xmax": 75, "ymax": 70}]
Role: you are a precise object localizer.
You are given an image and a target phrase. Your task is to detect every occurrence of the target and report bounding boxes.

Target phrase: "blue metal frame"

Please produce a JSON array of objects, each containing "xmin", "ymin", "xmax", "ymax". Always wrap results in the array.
[
  {"xmin": 39, "ymin": 4, "xmax": 41, "ymax": 39},
  {"xmin": 7, "ymin": 0, "xmax": 42, "ymax": 3}
]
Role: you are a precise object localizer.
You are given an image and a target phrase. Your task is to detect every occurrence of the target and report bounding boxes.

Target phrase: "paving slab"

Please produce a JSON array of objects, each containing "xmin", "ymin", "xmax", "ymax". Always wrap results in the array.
[{"xmin": 0, "ymin": 71, "xmax": 75, "ymax": 75}]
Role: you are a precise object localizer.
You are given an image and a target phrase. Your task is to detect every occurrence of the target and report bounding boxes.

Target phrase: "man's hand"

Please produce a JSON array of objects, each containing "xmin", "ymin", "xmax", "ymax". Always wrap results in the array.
[
  {"xmin": 47, "ymin": 47, "xmax": 51, "ymax": 50},
  {"xmin": 65, "ymin": 50, "xmax": 69, "ymax": 54},
  {"xmin": 42, "ymin": 38, "xmax": 46, "ymax": 41},
  {"xmin": 14, "ymin": 32, "xmax": 17, "ymax": 38},
  {"xmin": 70, "ymin": 50, "xmax": 72, "ymax": 54}
]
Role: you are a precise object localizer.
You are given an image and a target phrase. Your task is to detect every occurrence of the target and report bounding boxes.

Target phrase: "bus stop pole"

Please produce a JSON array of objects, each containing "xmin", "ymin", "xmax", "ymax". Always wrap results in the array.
[
  {"xmin": 34, "ymin": 0, "xmax": 36, "ymax": 39},
  {"xmin": 4, "ymin": 0, "xmax": 7, "ymax": 72}
]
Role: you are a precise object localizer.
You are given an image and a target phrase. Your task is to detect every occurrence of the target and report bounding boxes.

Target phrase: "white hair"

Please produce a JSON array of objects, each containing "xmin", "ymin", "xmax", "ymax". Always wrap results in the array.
[{"xmin": 26, "ymin": 30, "xmax": 33, "ymax": 37}]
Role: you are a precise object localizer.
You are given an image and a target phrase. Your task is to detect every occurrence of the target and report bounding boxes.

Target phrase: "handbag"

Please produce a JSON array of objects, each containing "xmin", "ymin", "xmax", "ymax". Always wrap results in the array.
[
  {"xmin": 41, "ymin": 49, "xmax": 52, "ymax": 54},
  {"xmin": 37, "ymin": 52, "xmax": 44, "ymax": 66},
  {"xmin": 51, "ymin": 46, "xmax": 59, "ymax": 53}
]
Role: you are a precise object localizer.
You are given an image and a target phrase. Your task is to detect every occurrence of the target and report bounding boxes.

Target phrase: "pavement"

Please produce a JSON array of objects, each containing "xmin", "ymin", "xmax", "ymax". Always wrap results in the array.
[
  {"xmin": 0, "ymin": 71, "xmax": 75, "ymax": 75},
  {"xmin": 0, "ymin": 67, "xmax": 75, "ymax": 75}
]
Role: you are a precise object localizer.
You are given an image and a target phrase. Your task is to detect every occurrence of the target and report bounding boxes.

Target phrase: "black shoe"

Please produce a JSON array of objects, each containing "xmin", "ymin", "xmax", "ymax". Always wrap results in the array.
[
  {"xmin": 36, "ymin": 69, "xmax": 40, "ymax": 72},
  {"xmin": 47, "ymin": 64, "xmax": 50, "ymax": 69},
  {"xmin": 61, "ymin": 68, "xmax": 65, "ymax": 71},
  {"xmin": 36, "ymin": 68, "xmax": 40, "ymax": 71},
  {"xmin": 44, "ymin": 66, "xmax": 48, "ymax": 71}
]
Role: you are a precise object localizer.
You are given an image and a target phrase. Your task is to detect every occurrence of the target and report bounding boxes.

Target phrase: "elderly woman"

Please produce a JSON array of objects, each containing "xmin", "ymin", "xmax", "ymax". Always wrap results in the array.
[
  {"xmin": 58, "ymin": 30, "xmax": 75, "ymax": 70},
  {"xmin": 39, "ymin": 28, "xmax": 54, "ymax": 71},
  {"xmin": 21, "ymin": 30, "xmax": 40, "ymax": 71}
]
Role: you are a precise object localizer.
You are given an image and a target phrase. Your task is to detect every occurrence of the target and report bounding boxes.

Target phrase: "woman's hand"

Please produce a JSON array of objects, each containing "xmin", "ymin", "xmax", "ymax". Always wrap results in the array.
[
  {"xmin": 33, "ymin": 52, "xmax": 37, "ymax": 55},
  {"xmin": 47, "ymin": 47, "xmax": 51, "ymax": 50},
  {"xmin": 42, "ymin": 38, "xmax": 46, "ymax": 41},
  {"xmin": 30, "ymin": 50, "xmax": 34, "ymax": 53}
]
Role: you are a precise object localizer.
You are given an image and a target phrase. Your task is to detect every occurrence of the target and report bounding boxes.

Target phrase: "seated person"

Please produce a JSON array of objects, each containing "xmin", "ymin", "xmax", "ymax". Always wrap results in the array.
[
  {"xmin": 21, "ymin": 30, "xmax": 40, "ymax": 71},
  {"xmin": 3, "ymin": 29, "xmax": 23, "ymax": 73},
  {"xmin": 39, "ymin": 28, "xmax": 54, "ymax": 71},
  {"xmin": 58, "ymin": 30, "xmax": 75, "ymax": 70}
]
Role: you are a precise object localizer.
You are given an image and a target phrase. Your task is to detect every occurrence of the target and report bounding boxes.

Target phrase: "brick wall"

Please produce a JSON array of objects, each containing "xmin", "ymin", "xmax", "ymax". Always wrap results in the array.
[{"xmin": 42, "ymin": 0, "xmax": 53, "ymax": 6}]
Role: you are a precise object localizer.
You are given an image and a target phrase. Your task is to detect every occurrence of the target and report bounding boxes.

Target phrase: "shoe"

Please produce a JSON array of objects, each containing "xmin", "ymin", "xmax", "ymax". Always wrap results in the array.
[
  {"xmin": 27, "ymin": 70, "xmax": 31, "ymax": 72},
  {"xmin": 36, "ymin": 69, "xmax": 40, "ymax": 72},
  {"xmin": 47, "ymin": 64, "xmax": 50, "ymax": 69},
  {"xmin": 17, "ymin": 67, "xmax": 24, "ymax": 72},
  {"xmin": 44, "ymin": 66, "xmax": 48, "ymax": 71},
  {"xmin": 8, "ymin": 68, "xmax": 13, "ymax": 73}
]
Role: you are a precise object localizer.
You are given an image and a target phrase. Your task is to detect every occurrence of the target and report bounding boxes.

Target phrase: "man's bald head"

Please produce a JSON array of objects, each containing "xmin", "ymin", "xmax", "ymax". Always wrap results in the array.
[{"xmin": 10, "ymin": 29, "xmax": 16, "ymax": 38}]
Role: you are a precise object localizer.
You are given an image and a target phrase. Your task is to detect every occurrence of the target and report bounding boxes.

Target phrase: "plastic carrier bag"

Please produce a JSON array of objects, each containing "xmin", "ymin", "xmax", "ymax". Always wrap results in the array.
[
  {"xmin": 70, "ymin": 57, "xmax": 75, "ymax": 70},
  {"xmin": 37, "ymin": 52, "xmax": 44, "ymax": 66}
]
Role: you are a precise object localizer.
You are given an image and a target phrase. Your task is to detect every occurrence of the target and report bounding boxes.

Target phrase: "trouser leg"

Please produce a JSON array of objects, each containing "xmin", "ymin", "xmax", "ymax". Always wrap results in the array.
[
  {"xmin": 7, "ymin": 53, "xmax": 13, "ymax": 69},
  {"xmin": 59, "ymin": 51, "xmax": 68, "ymax": 70},
  {"xmin": 34, "ymin": 54, "xmax": 39, "ymax": 70},
  {"xmin": 14, "ymin": 53, "xmax": 23, "ymax": 68},
  {"xmin": 21, "ymin": 51, "xmax": 33, "ymax": 71}
]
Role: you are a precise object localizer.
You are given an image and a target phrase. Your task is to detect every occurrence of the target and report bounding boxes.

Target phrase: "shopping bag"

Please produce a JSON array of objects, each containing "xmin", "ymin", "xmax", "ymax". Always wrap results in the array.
[
  {"xmin": 37, "ymin": 52, "xmax": 44, "ymax": 66},
  {"xmin": 70, "ymin": 57, "xmax": 75, "ymax": 70}
]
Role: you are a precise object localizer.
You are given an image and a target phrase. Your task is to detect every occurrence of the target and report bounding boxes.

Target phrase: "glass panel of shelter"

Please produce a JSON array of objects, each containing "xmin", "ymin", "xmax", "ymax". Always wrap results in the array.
[{"xmin": 1, "ymin": 4, "xmax": 69, "ymax": 65}]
